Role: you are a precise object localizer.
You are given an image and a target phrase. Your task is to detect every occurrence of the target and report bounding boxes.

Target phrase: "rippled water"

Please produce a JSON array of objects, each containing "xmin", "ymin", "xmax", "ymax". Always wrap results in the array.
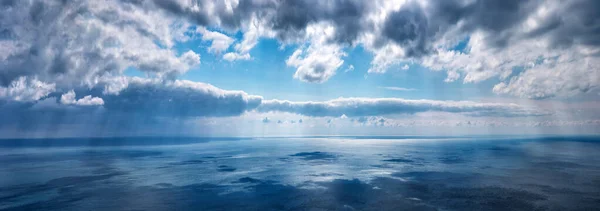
[{"xmin": 1, "ymin": 136, "xmax": 599, "ymax": 210}]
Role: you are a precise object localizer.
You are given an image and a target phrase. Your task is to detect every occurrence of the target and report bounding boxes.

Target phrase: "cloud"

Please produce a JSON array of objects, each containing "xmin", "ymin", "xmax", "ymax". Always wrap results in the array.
[
  {"xmin": 344, "ymin": 65, "xmax": 355, "ymax": 73},
  {"xmin": 0, "ymin": 0, "xmax": 200, "ymax": 89},
  {"xmin": 60, "ymin": 90, "xmax": 104, "ymax": 106},
  {"xmin": 197, "ymin": 28, "xmax": 234, "ymax": 54},
  {"xmin": 3, "ymin": 0, "xmax": 595, "ymax": 99},
  {"xmin": 262, "ymin": 117, "xmax": 270, "ymax": 123},
  {"xmin": 378, "ymin": 86, "xmax": 416, "ymax": 91},
  {"xmin": 101, "ymin": 77, "xmax": 263, "ymax": 117},
  {"xmin": 492, "ymin": 54, "xmax": 600, "ymax": 99},
  {"xmin": 363, "ymin": 0, "xmax": 600, "ymax": 98},
  {"xmin": 287, "ymin": 45, "xmax": 344, "ymax": 83},
  {"xmin": 0, "ymin": 76, "xmax": 55, "ymax": 102},
  {"xmin": 223, "ymin": 52, "xmax": 251, "ymax": 61},
  {"xmin": 257, "ymin": 98, "xmax": 544, "ymax": 117},
  {"xmin": 287, "ymin": 24, "xmax": 346, "ymax": 83},
  {"xmin": 381, "ymin": 3, "xmax": 432, "ymax": 57}
]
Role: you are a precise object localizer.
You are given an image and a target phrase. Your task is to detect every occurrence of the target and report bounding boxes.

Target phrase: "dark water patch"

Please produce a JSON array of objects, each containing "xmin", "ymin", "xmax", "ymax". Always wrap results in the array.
[
  {"xmin": 532, "ymin": 161, "xmax": 587, "ymax": 170},
  {"xmin": 0, "ymin": 150, "xmax": 163, "ymax": 166},
  {"xmin": 0, "ymin": 172, "xmax": 124, "ymax": 203},
  {"xmin": 81, "ymin": 150, "xmax": 163, "ymax": 159},
  {"xmin": 168, "ymin": 160, "xmax": 205, "ymax": 166},
  {"xmin": 235, "ymin": 177, "xmax": 262, "ymax": 184},
  {"xmin": 438, "ymin": 155, "xmax": 466, "ymax": 164},
  {"xmin": 201, "ymin": 155, "xmax": 233, "ymax": 159},
  {"xmin": 382, "ymin": 158, "xmax": 414, "ymax": 163},
  {"xmin": 371, "ymin": 177, "xmax": 548, "ymax": 211},
  {"xmin": 289, "ymin": 152, "xmax": 337, "ymax": 160},
  {"xmin": 217, "ymin": 165, "xmax": 236, "ymax": 172},
  {"xmin": 370, "ymin": 164, "xmax": 392, "ymax": 168},
  {"xmin": 45, "ymin": 173, "xmax": 123, "ymax": 187},
  {"xmin": 154, "ymin": 183, "xmax": 174, "ymax": 188},
  {"xmin": 392, "ymin": 171, "xmax": 481, "ymax": 184},
  {"xmin": 488, "ymin": 146, "xmax": 512, "ymax": 151},
  {"xmin": 522, "ymin": 183, "xmax": 583, "ymax": 195}
]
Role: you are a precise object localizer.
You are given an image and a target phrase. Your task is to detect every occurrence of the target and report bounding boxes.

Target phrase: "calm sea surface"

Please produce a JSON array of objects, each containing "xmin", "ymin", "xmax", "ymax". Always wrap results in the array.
[{"xmin": 1, "ymin": 136, "xmax": 599, "ymax": 210}]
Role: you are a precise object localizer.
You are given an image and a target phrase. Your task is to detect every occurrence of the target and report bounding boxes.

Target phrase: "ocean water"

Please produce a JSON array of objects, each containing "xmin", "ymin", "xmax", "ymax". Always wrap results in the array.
[{"xmin": 1, "ymin": 136, "xmax": 599, "ymax": 210}]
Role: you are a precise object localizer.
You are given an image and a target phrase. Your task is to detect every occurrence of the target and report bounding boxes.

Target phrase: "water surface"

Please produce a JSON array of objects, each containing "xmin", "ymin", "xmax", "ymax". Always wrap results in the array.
[{"xmin": 1, "ymin": 136, "xmax": 599, "ymax": 210}]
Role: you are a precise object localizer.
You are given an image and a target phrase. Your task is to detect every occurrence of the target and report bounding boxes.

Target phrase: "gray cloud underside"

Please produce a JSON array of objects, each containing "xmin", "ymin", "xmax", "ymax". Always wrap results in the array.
[
  {"xmin": 0, "ymin": 78, "xmax": 262, "ymax": 129},
  {"xmin": 257, "ymin": 98, "xmax": 543, "ymax": 117},
  {"xmin": 101, "ymin": 78, "xmax": 263, "ymax": 117},
  {"xmin": 0, "ymin": 77, "xmax": 542, "ymax": 124}
]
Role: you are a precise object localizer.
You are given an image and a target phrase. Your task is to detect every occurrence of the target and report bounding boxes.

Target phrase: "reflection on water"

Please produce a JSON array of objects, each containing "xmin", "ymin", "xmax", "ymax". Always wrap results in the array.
[{"xmin": 1, "ymin": 136, "xmax": 599, "ymax": 210}]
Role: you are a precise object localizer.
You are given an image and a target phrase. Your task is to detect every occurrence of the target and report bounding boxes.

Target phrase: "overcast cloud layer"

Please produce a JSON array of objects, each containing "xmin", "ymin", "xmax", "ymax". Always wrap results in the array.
[{"xmin": 0, "ymin": 0, "xmax": 599, "ymax": 137}]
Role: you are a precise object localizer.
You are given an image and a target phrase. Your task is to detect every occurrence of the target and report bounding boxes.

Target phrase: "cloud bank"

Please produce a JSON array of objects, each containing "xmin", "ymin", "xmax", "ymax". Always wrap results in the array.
[{"xmin": 258, "ymin": 98, "xmax": 543, "ymax": 117}]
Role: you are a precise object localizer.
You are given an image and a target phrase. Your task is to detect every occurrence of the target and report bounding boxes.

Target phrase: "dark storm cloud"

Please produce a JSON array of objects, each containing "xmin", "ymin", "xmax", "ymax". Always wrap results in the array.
[
  {"xmin": 382, "ymin": 3, "xmax": 431, "ymax": 57},
  {"xmin": 377, "ymin": 0, "xmax": 539, "ymax": 55},
  {"xmin": 151, "ymin": 0, "xmax": 369, "ymax": 44},
  {"xmin": 270, "ymin": 0, "xmax": 368, "ymax": 43},
  {"xmin": 431, "ymin": 0, "xmax": 539, "ymax": 47},
  {"xmin": 428, "ymin": 0, "xmax": 599, "ymax": 50},
  {"xmin": 541, "ymin": 0, "xmax": 600, "ymax": 48}
]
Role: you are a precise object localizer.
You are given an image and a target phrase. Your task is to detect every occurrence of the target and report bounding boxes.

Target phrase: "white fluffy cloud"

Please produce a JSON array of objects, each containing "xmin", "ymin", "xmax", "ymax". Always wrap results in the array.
[
  {"xmin": 60, "ymin": 90, "xmax": 104, "ymax": 106},
  {"xmin": 286, "ymin": 24, "xmax": 345, "ymax": 83},
  {"xmin": 0, "ymin": 76, "xmax": 55, "ymax": 102},
  {"xmin": 287, "ymin": 45, "xmax": 344, "ymax": 83},
  {"xmin": 197, "ymin": 27, "xmax": 234, "ymax": 54}
]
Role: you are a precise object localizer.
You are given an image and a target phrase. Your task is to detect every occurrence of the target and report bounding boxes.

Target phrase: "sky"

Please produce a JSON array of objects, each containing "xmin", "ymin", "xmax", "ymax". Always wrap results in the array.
[{"xmin": 0, "ymin": 0, "xmax": 599, "ymax": 138}]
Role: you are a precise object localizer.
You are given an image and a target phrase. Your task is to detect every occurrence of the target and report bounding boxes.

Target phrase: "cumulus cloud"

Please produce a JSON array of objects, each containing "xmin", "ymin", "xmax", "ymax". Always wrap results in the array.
[
  {"xmin": 492, "ymin": 52, "xmax": 599, "ymax": 99},
  {"xmin": 287, "ymin": 24, "xmax": 346, "ymax": 83},
  {"xmin": 197, "ymin": 27, "xmax": 234, "ymax": 54},
  {"xmin": 363, "ymin": 0, "xmax": 599, "ymax": 98},
  {"xmin": 60, "ymin": 90, "xmax": 104, "ymax": 106},
  {"xmin": 100, "ymin": 77, "xmax": 263, "ymax": 117},
  {"xmin": 0, "ymin": 0, "xmax": 202, "ymax": 89},
  {"xmin": 287, "ymin": 44, "xmax": 344, "ymax": 83},
  {"xmin": 0, "ymin": 77, "xmax": 55, "ymax": 102},
  {"xmin": 257, "ymin": 98, "xmax": 544, "ymax": 117}
]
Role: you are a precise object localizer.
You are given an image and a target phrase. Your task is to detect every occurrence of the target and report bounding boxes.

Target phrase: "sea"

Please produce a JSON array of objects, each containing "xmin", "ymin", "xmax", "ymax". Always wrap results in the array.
[{"xmin": 1, "ymin": 136, "xmax": 599, "ymax": 210}]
